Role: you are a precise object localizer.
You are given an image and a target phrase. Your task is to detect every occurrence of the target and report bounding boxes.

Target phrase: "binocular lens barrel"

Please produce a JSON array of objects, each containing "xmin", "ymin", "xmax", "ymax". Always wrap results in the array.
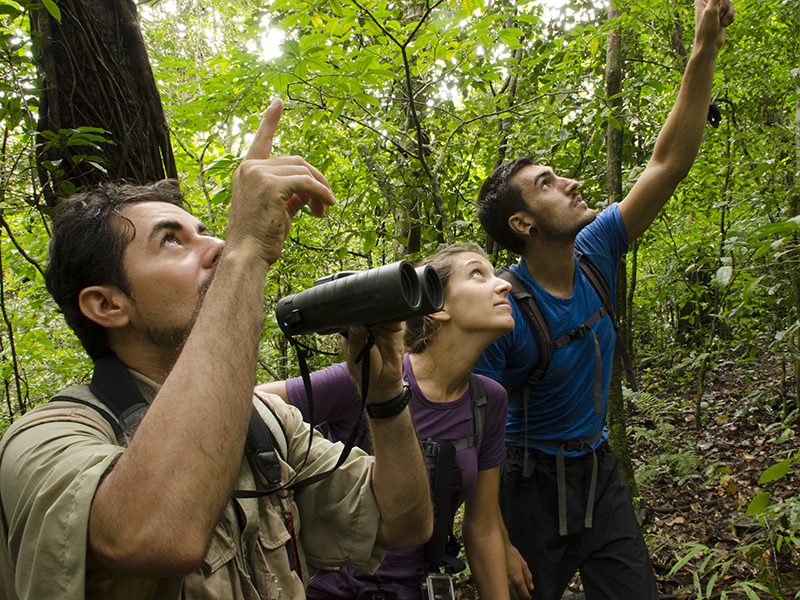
[
  {"xmin": 275, "ymin": 260, "xmax": 444, "ymax": 336},
  {"xmin": 416, "ymin": 266, "xmax": 444, "ymax": 316}
]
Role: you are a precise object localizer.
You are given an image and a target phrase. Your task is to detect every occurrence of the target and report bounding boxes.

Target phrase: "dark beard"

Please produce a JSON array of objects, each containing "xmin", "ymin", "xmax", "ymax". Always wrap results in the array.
[{"xmin": 142, "ymin": 273, "xmax": 215, "ymax": 370}]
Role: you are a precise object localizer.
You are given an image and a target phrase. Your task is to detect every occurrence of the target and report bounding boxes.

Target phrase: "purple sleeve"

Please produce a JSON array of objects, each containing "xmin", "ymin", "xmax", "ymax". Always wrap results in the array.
[
  {"xmin": 476, "ymin": 375, "xmax": 508, "ymax": 471},
  {"xmin": 284, "ymin": 362, "xmax": 365, "ymax": 443}
]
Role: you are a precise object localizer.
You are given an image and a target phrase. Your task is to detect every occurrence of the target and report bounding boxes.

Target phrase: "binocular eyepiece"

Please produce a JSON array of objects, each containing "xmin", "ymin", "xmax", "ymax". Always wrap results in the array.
[{"xmin": 275, "ymin": 261, "xmax": 444, "ymax": 336}]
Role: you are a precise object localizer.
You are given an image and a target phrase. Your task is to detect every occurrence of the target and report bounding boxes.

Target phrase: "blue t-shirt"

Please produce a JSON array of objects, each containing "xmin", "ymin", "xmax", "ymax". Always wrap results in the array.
[
  {"xmin": 475, "ymin": 203, "xmax": 629, "ymax": 455},
  {"xmin": 285, "ymin": 355, "xmax": 508, "ymax": 600}
]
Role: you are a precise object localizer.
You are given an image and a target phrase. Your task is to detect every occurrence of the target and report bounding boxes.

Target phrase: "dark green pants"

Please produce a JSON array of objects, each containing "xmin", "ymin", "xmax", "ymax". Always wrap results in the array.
[{"xmin": 500, "ymin": 442, "xmax": 659, "ymax": 600}]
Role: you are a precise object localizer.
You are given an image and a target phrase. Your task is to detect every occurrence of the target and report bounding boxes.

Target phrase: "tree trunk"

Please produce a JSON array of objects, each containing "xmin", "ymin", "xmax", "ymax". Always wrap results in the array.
[
  {"xmin": 604, "ymin": 0, "xmax": 638, "ymax": 501},
  {"xmin": 30, "ymin": 0, "xmax": 177, "ymax": 207},
  {"xmin": 792, "ymin": 81, "xmax": 800, "ymax": 406}
]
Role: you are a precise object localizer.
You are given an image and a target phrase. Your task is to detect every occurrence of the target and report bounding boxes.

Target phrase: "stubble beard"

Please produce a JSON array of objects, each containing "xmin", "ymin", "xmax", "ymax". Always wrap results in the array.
[
  {"xmin": 139, "ymin": 273, "xmax": 215, "ymax": 372},
  {"xmin": 537, "ymin": 209, "xmax": 598, "ymax": 244}
]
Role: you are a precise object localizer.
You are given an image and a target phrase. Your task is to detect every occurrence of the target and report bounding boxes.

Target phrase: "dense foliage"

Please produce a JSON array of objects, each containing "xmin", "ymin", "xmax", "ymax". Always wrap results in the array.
[{"xmin": 1, "ymin": 0, "xmax": 799, "ymax": 595}]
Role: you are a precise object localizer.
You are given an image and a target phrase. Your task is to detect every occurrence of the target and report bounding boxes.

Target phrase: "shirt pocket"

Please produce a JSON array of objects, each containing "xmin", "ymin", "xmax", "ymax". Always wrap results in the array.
[
  {"xmin": 251, "ymin": 497, "xmax": 305, "ymax": 599},
  {"xmin": 181, "ymin": 524, "xmax": 245, "ymax": 600}
]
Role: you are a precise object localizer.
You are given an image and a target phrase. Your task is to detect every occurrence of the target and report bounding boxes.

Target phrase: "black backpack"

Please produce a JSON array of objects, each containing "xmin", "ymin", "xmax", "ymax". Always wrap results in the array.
[
  {"xmin": 497, "ymin": 251, "xmax": 637, "ymax": 415},
  {"xmin": 420, "ymin": 375, "xmax": 486, "ymax": 575},
  {"xmin": 51, "ymin": 354, "xmax": 287, "ymax": 488}
]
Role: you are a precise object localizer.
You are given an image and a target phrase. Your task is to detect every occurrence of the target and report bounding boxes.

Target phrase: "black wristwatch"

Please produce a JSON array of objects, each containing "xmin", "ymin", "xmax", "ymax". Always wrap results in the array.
[{"xmin": 365, "ymin": 383, "xmax": 411, "ymax": 419}]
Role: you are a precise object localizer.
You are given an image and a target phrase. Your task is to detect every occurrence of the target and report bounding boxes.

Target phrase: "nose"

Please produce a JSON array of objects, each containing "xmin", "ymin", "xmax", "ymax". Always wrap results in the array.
[
  {"xmin": 494, "ymin": 275, "xmax": 512, "ymax": 296},
  {"xmin": 562, "ymin": 177, "xmax": 580, "ymax": 196},
  {"xmin": 202, "ymin": 236, "xmax": 225, "ymax": 268}
]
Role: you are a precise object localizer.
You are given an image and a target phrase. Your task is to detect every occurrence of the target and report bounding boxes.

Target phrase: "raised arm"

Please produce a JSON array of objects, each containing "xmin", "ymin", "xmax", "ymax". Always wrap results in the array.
[
  {"xmin": 342, "ymin": 324, "xmax": 433, "ymax": 548},
  {"xmin": 88, "ymin": 99, "xmax": 336, "ymax": 576},
  {"xmin": 618, "ymin": 0, "xmax": 735, "ymax": 242}
]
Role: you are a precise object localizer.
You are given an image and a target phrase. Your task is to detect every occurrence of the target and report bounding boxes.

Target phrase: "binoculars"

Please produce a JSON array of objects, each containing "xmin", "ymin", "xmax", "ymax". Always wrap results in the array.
[{"xmin": 275, "ymin": 261, "xmax": 444, "ymax": 336}]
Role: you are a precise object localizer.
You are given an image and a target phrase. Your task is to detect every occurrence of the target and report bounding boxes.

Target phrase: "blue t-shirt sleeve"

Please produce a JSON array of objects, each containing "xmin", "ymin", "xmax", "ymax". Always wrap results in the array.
[{"xmin": 575, "ymin": 203, "xmax": 629, "ymax": 304}]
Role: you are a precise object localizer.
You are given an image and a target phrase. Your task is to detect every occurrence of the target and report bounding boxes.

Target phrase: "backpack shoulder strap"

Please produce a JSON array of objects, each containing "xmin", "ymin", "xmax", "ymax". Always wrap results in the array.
[
  {"xmin": 88, "ymin": 355, "xmax": 150, "ymax": 435},
  {"xmin": 253, "ymin": 393, "xmax": 288, "ymax": 459},
  {"xmin": 49, "ymin": 395, "xmax": 126, "ymax": 443},
  {"xmin": 468, "ymin": 375, "xmax": 486, "ymax": 458},
  {"xmin": 247, "ymin": 394, "xmax": 289, "ymax": 488},
  {"xmin": 575, "ymin": 251, "xmax": 617, "ymax": 328},
  {"xmin": 48, "ymin": 354, "xmax": 148, "ymax": 445},
  {"xmin": 52, "ymin": 356, "xmax": 290, "ymax": 491},
  {"xmin": 421, "ymin": 375, "xmax": 487, "ymax": 459},
  {"xmin": 575, "ymin": 251, "xmax": 638, "ymax": 392},
  {"xmin": 496, "ymin": 266, "xmax": 553, "ymax": 388}
]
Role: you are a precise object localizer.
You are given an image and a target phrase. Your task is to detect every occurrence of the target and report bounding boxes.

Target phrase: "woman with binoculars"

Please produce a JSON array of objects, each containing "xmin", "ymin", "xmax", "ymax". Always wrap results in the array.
[{"xmin": 259, "ymin": 242, "xmax": 514, "ymax": 600}]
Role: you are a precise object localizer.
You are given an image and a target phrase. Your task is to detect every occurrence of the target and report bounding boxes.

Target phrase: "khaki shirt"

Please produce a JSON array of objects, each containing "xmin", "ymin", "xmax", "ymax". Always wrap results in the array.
[{"xmin": 0, "ymin": 375, "xmax": 385, "ymax": 599}]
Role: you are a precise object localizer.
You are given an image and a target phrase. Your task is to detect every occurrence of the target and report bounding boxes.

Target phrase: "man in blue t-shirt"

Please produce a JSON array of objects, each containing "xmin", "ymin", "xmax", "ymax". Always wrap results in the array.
[{"xmin": 474, "ymin": 2, "xmax": 735, "ymax": 599}]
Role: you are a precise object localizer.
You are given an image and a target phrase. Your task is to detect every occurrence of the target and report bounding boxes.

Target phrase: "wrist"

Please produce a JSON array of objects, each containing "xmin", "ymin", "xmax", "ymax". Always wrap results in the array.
[
  {"xmin": 690, "ymin": 39, "xmax": 721, "ymax": 61},
  {"xmin": 365, "ymin": 383, "xmax": 411, "ymax": 419},
  {"xmin": 219, "ymin": 237, "xmax": 273, "ymax": 276}
]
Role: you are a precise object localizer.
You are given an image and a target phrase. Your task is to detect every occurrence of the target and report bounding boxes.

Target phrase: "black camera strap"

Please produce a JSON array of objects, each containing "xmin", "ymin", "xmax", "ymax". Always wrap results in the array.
[
  {"xmin": 423, "ymin": 441, "xmax": 466, "ymax": 575},
  {"xmin": 276, "ymin": 332, "xmax": 374, "ymax": 492}
]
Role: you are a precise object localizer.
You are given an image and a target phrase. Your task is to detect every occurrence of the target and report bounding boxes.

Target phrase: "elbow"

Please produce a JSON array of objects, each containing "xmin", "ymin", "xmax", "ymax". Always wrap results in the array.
[
  {"xmin": 378, "ymin": 502, "xmax": 433, "ymax": 548},
  {"xmin": 89, "ymin": 518, "xmax": 210, "ymax": 577}
]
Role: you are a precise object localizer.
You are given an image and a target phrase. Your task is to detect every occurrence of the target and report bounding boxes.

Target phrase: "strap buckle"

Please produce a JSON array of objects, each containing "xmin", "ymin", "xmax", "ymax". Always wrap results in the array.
[
  {"xmin": 421, "ymin": 438, "xmax": 439, "ymax": 458},
  {"xmin": 568, "ymin": 324, "xmax": 589, "ymax": 342}
]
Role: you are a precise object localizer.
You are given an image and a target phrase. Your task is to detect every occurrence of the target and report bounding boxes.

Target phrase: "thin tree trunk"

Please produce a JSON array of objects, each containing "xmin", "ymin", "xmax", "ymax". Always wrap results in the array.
[
  {"xmin": 793, "ymin": 84, "xmax": 800, "ymax": 407},
  {"xmin": 604, "ymin": 0, "xmax": 638, "ymax": 501},
  {"xmin": 0, "ymin": 228, "xmax": 25, "ymax": 420}
]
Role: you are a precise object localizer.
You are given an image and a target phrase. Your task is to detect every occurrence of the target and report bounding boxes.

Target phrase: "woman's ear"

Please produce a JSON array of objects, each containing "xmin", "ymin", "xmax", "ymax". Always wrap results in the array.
[
  {"xmin": 78, "ymin": 286, "xmax": 131, "ymax": 329},
  {"xmin": 427, "ymin": 308, "xmax": 451, "ymax": 323}
]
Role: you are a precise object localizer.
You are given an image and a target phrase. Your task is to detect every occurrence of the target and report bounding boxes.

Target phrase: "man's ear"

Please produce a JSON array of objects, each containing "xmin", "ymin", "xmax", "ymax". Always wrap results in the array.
[
  {"xmin": 78, "ymin": 286, "xmax": 131, "ymax": 329},
  {"xmin": 509, "ymin": 211, "xmax": 536, "ymax": 237}
]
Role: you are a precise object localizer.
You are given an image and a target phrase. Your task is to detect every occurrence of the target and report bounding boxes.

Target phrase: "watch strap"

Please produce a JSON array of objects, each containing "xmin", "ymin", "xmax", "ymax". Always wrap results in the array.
[{"xmin": 365, "ymin": 383, "xmax": 411, "ymax": 419}]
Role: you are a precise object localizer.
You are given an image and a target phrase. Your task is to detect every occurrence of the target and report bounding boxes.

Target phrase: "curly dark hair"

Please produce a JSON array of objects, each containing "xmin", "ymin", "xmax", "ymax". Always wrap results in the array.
[
  {"xmin": 476, "ymin": 156, "xmax": 535, "ymax": 255},
  {"xmin": 44, "ymin": 180, "xmax": 185, "ymax": 360},
  {"xmin": 404, "ymin": 242, "xmax": 489, "ymax": 354}
]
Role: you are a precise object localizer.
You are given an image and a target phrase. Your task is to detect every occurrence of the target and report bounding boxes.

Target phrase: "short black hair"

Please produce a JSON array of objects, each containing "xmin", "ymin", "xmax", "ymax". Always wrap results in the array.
[
  {"xmin": 476, "ymin": 156, "xmax": 535, "ymax": 255},
  {"xmin": 44, "ymin": 180, "xmax": 185, "ymax": 360}
]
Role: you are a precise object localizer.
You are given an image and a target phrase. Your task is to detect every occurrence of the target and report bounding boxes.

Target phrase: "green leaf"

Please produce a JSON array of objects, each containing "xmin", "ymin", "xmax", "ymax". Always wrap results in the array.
[
  {"xmin": 746, "ymin": 491, "xmax": 771, "ymax": 515},
  {"xmin": 461, "ymin": 0, "xmax": 483, "ymax": 14},
  {"xmin": 41, "ymin": 0, "xmax": 61, "ymax": 22},
  {"xmin": 328, "ymin": 0, "xmax": 343, "ymax": 17},
  {"xmin": 758, "ymin": 458, "xmax": 791, "ymax": 484},
  {"xmin": 667, "ymin": 543, "xmax": 707, "ymax": 577}
]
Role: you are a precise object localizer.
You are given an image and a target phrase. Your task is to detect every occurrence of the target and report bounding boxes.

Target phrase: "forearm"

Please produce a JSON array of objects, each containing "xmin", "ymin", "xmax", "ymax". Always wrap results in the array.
[
  {"xmin": 369, "ymin": 406, "xmax": 432, "ymax": 548},
  {"xmin": 465, "ymin": 521, "xmax": 510, "ymax": 600},
  {"xmin": 90, "ymin": 244, "xmax": 269, "ymax": 575},
  {"xmin": 620, "ymin": 37, "xmax": 721, "ymax": 242},
  {"xmin": 650, "ymin": 41, "xmax": 720, "ymax": 181}
]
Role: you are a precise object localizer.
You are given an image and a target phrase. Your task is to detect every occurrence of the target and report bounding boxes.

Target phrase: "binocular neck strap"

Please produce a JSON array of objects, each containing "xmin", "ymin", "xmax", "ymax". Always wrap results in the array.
[{"xmin": 283, "ymin": 332, "xmax": 375, "ymax": 492}]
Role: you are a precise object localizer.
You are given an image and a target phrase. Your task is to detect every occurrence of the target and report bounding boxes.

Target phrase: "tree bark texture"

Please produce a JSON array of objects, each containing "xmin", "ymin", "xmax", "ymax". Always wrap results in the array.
[
  {"xmin": 30, "ymin": 0, "xmax": 177, "ymax": 207},
  {"xmin": 604, "ymin": 0, "xmax": 639, "ymax": 501}
]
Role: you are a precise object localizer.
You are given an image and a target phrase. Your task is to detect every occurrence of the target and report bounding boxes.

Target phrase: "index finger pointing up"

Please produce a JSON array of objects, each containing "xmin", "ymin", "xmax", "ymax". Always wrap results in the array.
[{"xmin": 244, "ymin": 98, "xmax": 284, "ymax": 161}]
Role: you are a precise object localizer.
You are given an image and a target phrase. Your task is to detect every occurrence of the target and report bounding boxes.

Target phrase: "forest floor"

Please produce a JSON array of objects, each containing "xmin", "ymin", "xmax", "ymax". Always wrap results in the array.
[{"xmin": 455, "ymin": 352, "xmax": 800, "ymax": 599}]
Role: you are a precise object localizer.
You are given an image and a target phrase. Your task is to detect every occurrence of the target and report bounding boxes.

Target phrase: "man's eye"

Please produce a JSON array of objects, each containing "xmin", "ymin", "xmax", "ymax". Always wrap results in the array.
[{"xmin": 162, "ymin": 235, "xmax": 180, "ymax": 246}]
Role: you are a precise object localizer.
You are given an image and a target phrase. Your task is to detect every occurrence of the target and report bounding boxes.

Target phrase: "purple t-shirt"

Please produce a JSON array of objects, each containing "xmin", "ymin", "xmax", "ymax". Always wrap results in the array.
[{"xmin": 285, "ymin": 354, "xmax": 508, "ymax": 600}]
